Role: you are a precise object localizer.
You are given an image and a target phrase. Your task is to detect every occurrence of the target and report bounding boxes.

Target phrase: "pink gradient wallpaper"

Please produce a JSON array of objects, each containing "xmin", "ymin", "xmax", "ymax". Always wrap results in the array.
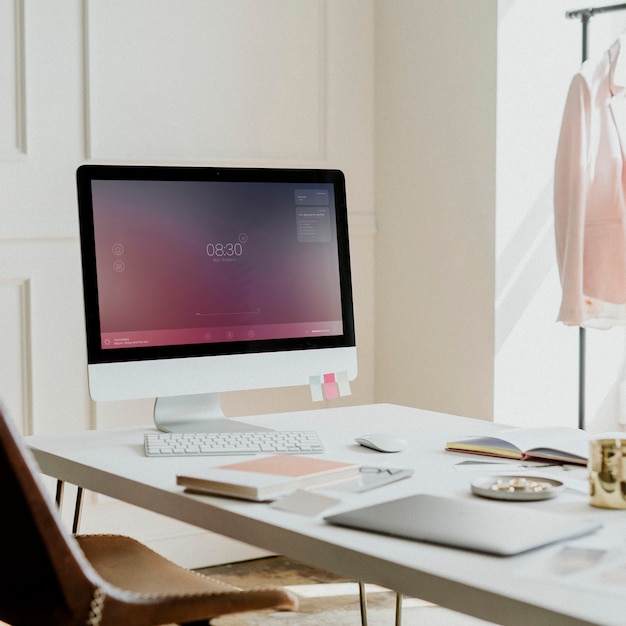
[{"xmin": 91, "ymin": 180, "xmax": 344, "ymax": 349}]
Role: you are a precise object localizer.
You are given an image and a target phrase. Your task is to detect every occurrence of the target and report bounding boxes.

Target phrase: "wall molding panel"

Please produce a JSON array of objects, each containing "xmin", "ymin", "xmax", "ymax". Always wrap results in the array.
[
  {"xmin": 0, "ymin": 278, "xmax": 32, "ymax": 434},
  {"xmin": 84, "ymin": 0, "xmax": 327, "ymax": 163},
  {"xmin": 0, "ymin": 0, "xmax": 26, "ymax": 157},
  {"xmin": 0, "ymin": 1, "xmax": 375, "ymax": 568}
]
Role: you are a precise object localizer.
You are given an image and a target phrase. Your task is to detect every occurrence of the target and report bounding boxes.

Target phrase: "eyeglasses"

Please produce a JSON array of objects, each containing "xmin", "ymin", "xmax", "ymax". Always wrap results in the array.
[{"xmin": 359, "ymin": 466, "xmax": 407, "ymax": 476}]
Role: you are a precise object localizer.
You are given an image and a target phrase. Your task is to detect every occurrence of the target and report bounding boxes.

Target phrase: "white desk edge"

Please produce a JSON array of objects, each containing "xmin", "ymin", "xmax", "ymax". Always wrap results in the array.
[{"xmin": 25, "ymin": 403, "xmax": 625, "ymax": 626}]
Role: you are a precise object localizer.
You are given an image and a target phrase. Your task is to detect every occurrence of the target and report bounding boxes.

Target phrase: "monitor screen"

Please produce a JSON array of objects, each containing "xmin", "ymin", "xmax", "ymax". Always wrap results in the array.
[{"xmin": 76, "ymin": 165, "xmax": 356, "ymax": 432}]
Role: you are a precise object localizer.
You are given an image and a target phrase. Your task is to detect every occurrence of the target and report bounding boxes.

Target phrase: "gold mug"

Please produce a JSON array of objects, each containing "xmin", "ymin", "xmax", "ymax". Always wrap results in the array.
[{"xmin": 589, "ymin": 438, "xmax": 626, "ymax": 509}]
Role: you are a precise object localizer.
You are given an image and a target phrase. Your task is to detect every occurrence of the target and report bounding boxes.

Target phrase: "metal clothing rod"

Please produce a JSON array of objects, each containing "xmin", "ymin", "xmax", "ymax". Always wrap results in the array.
[
  {"xmin": 579, "ymin": 327, "xmax": 586, "ymax": 430},
  {"xmin": 566, "ymin": 3, "xmax": 626, "ymax": 19},
  {"xmin": 567, "ymin": 4, "xmax": 626, "ymax": 62}
]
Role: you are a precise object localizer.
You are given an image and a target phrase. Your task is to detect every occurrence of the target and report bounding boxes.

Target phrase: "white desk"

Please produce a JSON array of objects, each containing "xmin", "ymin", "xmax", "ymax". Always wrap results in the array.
[{"xmin": 25, "ymin": 404, "xmax": 626, "ymax": 626}]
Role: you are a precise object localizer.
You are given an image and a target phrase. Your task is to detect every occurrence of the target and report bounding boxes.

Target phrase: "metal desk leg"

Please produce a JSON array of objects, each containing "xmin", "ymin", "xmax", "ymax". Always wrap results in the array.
[
  {"xmin": 55, "ymin": 479, "xmax": 64, "ymax": 509},
  {"xmin": 54, "ymin": 479, "xmax": 84, "ymax": 534},
  {"xmin": 358, "ymin": 583, "xmax": 402, "ymax": 625},
  {"xmin": 72, "ymin": 486, "xmax": 84, "ymax": 534},
  {"xmin": 358, "ymin": 581, "xmax": 368, "ymax": 626},
  {"xmin": 395, "ymin": 592, "xmax": 402, "ymax": 626}
]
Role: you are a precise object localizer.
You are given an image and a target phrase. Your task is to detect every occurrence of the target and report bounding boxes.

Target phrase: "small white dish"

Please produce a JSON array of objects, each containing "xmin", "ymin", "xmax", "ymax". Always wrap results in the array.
[{"xmin": 471, "ymin": 475, "xmax": 564, "ymax": 501}]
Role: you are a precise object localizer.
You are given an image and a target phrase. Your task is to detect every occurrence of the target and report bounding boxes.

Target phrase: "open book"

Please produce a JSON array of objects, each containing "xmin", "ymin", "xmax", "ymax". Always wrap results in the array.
[{"xmin": 445, "ymin": 426, "xmax": 591, "ymax": 465}]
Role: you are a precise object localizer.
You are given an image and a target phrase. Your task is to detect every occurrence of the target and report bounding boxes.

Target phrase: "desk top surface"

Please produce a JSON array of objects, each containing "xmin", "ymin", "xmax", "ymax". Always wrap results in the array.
[{"xmin": 25, "ymin": 403, "xmax": 626, "ymax": 626}]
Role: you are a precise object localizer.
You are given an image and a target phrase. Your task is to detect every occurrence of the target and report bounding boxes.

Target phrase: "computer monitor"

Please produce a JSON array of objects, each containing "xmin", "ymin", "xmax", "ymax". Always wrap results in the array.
[{"xmin": 76, "ymin": 165, "xmax": 357, "ymax": 433}]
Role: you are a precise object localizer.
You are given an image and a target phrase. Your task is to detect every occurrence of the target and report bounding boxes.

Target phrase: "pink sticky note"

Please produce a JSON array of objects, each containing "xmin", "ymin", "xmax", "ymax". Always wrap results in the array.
[{"xmin": 324, "ymin": 382, "xmax": 339, "ymax": 399}]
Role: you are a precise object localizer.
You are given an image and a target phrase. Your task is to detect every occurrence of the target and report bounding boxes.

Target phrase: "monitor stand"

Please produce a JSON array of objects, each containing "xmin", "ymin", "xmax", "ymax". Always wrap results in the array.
[{"xmin": 153, "ymin": 393, "xmax": 271, "ymax": 433}]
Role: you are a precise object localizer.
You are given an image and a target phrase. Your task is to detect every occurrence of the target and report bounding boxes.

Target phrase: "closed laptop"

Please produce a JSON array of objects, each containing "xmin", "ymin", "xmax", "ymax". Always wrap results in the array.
[{"xmin": 325, "ymin": 493, "xmax": 601, "ymax": 556}]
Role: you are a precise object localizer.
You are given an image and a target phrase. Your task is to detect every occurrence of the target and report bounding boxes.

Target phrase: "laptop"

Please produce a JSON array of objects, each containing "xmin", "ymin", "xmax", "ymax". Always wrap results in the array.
[{"xmin": 324, "ymin": 493, "xmax": 602, "ymax": 556}]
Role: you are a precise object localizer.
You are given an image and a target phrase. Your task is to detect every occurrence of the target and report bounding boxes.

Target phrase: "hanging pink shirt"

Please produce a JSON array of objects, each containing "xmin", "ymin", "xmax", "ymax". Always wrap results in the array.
[{"xmin": 554, "ymin": 35, "xmax": 626, "ymax": 327}]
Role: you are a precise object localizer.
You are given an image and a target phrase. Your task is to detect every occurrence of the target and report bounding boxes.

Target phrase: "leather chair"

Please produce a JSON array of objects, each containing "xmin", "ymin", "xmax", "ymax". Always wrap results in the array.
[{"xmin": 0, "ymin": 400, "xmax": 297, "ymax": 625}]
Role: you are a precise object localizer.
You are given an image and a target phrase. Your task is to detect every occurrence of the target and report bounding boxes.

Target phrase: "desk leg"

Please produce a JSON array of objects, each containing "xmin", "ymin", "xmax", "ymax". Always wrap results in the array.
[
  {"xmin": 395, "ymin": 593, "xmax": 402, "ymax": 626},
  {"xmin": 72, "ymin": 486, "xmax": 84, "ymax": 534},
  {"xmin": 54, "ymin": 480, "xmax": 84, "ymax": 535},
  {"xmin": 358, "ymin": 583, "xmax": 403, "ymax": 626},
  {"xmin": 55, "ymin": 479, "xmax": 64, "ymax": 509},
  {"xmin": 358, "ymin": 581, "xmax": 368, "ymax": 626}
]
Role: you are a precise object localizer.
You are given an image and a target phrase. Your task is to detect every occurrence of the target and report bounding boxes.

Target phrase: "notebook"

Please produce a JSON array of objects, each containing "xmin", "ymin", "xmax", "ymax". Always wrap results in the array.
[{"xmin": 324, "ymin": 493, "xmax": 602, "ymax": 556}]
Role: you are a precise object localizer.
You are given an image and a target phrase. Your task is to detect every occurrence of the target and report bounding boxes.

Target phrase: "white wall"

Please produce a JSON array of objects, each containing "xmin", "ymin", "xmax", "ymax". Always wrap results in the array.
[
  {"xmin": 374, "ymin": 1, "xmax": 497, "ymax": 421},
  {"xmin": 8, "ymin": 0, "xmax": 626, "ymax": 567},
  {"xmin": 0, "ymin": 0, "xmax": 376, "ymax": 567},
  {"xmin": 374, "ymin": 0, "xmax": 626, "ymax": 431},
  {"xmin": 495, "ymin": 0, "xmax": 626, "ymax": 430},
  {"xmin": 0, "ymin": 1, "xmax": 376, "ymax": 436}
]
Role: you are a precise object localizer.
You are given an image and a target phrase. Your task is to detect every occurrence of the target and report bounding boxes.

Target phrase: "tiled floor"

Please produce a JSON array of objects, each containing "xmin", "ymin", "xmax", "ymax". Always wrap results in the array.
[{"xmin": 199, "ymin": 556, "xmax": 494, "ymax": 625}]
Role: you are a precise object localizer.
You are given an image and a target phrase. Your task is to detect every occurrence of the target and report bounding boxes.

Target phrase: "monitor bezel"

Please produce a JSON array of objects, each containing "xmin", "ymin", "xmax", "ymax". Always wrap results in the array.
[{"xmin": 76, "ymin": 164, "xmax": 356, "ymax": 368}]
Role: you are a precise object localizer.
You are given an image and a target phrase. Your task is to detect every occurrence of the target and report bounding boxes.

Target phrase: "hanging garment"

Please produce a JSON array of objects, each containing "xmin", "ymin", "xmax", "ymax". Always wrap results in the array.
[{"xmin": 554, "ymin": 34, "xmax": 626, "ymax": 328}]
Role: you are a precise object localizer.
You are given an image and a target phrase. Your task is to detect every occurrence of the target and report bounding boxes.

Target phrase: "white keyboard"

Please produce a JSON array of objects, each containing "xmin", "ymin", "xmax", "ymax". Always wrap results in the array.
[{"xmin": 144, "ymin": 430, "xmax": 325, "ymax": 457}]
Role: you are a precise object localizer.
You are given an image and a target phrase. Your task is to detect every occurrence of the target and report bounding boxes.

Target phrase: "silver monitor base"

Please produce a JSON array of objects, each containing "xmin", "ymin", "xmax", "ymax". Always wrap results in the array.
[{"xmin": 153, "ymin": 393, "xmax": 270, "ymax": 433}]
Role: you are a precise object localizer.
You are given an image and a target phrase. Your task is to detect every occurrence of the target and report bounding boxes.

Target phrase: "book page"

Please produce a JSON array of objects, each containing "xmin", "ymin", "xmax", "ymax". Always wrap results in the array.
[{"xmin": 454, "ymin": 427, "xmax": 588, "ymax": 455}]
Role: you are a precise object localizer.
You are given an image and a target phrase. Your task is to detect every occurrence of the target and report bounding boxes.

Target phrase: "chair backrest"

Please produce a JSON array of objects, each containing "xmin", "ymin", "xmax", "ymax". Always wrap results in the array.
[{"xmin": 0, "ymin": 401, "xmax": 102, "ymax": 626}]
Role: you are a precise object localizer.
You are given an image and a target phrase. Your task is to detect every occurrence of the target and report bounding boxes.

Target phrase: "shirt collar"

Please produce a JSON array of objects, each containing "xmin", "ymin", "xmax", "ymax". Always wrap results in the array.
[{"xmin": 611, "ymin": 34, "xmax": 626, "ymax": 92}]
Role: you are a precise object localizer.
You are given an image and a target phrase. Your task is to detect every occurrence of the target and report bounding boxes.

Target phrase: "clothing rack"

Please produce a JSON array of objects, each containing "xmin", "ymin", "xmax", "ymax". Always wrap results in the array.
[
  {"xmin": 567, "ymin": 3, "xmax": 626, "ymax": 61},
  {"xmin": 566, "ymin": 3, "xmax": 626, "ymax": 430}
]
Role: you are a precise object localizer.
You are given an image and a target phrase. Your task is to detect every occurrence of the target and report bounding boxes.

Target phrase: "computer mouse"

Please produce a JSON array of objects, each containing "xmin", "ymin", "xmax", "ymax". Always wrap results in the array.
[{"xmin": 355, "ymin": 433, "xmax": 408, "ymax": 453}]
